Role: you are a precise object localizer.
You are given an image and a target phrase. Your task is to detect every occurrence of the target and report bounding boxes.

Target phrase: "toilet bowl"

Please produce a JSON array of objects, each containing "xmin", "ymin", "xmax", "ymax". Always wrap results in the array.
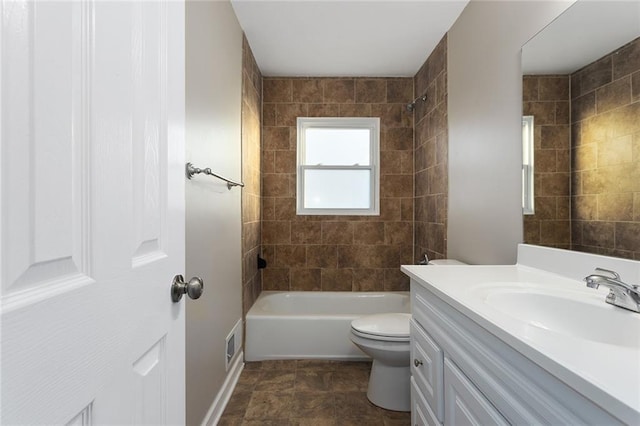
[
  {"xmin": 350, "ymin": 313, "xmax": 412, "ymax": 412},
  {"xmin": 350, "ymin": 258, "xmax": 467, "ymax": 412}
]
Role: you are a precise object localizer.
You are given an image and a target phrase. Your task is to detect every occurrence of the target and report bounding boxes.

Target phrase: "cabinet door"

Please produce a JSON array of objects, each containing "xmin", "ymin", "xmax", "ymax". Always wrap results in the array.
[
  {"xmin": 412, "ymin": 377, "xmax": 442, "ymax": 426},
  {"xmin": 444, "ymin": 358, "xmax": 508, "ymax": 426},
  {"xmin": 411, "ymin": 319, "xmax": 444, "ymax": 422}
]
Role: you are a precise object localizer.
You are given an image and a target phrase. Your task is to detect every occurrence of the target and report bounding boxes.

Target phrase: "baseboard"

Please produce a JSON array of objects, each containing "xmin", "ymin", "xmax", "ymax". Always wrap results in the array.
[{"xmin": 201, "ymin": 350, "xmax": 244, "ymax": 426}]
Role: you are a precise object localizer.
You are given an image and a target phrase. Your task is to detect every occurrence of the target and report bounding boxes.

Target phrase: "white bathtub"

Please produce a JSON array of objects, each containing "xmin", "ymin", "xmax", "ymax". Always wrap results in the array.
[{"xmin": 245, "ymin": 291, "xmax": 410, "ymax": 361}]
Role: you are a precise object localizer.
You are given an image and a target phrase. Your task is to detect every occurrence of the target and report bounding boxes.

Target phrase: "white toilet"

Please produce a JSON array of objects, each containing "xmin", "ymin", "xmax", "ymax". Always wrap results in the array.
[
  {"xmin": 350, "ymin": 312, "xmax": 412, "ymax": 411},
  {"xmin": 350, "ymin": 258, "xmax": 466, "ymax": 412}
]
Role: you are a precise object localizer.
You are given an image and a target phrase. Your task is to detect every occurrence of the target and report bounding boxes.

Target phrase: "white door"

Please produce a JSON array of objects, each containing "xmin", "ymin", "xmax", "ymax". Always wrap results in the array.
[{"xmin": 1, "ymin": 1, "xmax": 187, "ymax": 424}]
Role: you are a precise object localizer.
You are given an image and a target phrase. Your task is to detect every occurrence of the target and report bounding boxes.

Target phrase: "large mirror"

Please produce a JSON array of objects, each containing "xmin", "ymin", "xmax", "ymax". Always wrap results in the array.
[{"xmin": 521, "ymin": 0, "xmax": 640, "ymax": 260}]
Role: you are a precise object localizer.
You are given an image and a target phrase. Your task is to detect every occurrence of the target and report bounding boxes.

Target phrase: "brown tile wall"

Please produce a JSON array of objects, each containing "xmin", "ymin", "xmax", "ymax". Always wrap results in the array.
[
  {"xmin": 571, "ymin": 37, "xmax": 640, "ymax": 260},
  {"xmin": 241, "ymin": 35, "xmax": 263, "ymax": 314},
  {"xmin": 261, "ymin": 77, "xmax": 414, "ymax": 291},
  {"xmin": 414, "ymin": 35, "xmax": 448, "ymax": 261},
  {"xmin": 522, "ymin": 75, "xmax": 571, "ymax": 249}
]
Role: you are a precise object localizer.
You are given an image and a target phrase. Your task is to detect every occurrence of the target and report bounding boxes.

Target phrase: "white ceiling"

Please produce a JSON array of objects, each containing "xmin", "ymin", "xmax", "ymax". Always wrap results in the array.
[
  {"xmin": 231, "ymin": 0, "xmax": 469, "ymax": 77},
  {"xmin": 522, "ymin": 1, "xmax": 640, "ymax": 74}
]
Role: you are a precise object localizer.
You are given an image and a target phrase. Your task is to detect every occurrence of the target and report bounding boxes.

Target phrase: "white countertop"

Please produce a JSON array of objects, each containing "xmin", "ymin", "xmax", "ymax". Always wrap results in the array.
[{"xmin": 401, "ymin": 246, "xmax": 640, "ymax": 425}]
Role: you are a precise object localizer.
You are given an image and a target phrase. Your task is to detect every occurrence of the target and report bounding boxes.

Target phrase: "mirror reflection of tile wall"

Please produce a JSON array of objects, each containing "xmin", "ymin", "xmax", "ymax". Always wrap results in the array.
[
  {"xmin": 570, "ymin": 38, "xmax": 639, "ymax": 260},
  {"xmin": 524, "ymin": 37, "xmax": 640, "ymax": 260},
  {"xmin": 523, "ymin": 75, "xmax": 571, "ymax": 249}
]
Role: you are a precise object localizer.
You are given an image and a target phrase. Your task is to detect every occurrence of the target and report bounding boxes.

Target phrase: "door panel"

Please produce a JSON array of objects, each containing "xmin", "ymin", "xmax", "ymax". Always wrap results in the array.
[
  {"xmin": 1, "ymin": 1, "xmax": 90, "ymax": 306},
  {"xmin": 131, "ymin": 1, "xmax": 166, "ymax": 266},
  {"xmin": 132, "ymin": 337, "xmax": 168, "ymax": 425},
  {"xmin": 67, "ymin": 404, "xmax": 94, "ymax": 426},
  {"xmin": 0, "ymin": 1, "xmax": 186, "ymax": 424}
]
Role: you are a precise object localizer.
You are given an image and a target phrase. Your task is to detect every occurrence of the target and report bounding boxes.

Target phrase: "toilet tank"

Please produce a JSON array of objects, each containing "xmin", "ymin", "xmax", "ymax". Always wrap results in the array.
[{"xmin": 428, "ymin": 259, "xmax": 467, "ymax": 266}]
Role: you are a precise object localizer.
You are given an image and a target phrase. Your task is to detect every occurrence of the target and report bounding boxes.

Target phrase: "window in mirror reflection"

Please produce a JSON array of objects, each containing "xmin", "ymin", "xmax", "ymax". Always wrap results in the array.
[{"xmin": 522, "ymin": 115, "xmax": 534, "ymax": 215}]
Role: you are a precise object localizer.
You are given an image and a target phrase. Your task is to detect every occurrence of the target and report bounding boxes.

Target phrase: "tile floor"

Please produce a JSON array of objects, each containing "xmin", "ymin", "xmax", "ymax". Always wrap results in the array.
[{"xmin": 218, "ymin": 360, "xmax": 411, "ymax": 425}]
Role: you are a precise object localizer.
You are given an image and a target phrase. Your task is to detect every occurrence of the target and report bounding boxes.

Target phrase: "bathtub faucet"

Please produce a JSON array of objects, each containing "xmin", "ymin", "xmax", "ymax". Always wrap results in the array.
[{"xmin": 584, "ymin": 267, "xmax": 640, "ymax": 313}]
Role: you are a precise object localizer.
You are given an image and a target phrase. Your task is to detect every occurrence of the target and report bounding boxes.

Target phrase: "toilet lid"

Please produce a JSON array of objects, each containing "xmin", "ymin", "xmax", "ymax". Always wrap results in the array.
[{"xmin": 351, "ymin": 313, "xmax": 411, "ymax": 339}]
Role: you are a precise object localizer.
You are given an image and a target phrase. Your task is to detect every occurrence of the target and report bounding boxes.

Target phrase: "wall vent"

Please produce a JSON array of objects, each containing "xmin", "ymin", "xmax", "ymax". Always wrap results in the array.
[{"xmin": 225, "ymin": 319, "xmax": 242, "ymax": 370}]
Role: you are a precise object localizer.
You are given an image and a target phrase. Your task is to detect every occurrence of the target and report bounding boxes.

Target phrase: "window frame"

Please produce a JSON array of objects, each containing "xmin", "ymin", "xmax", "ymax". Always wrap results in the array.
[
  {"xmin": 296, "ymin": 117, "xmax": 380, "ymax": 216},
  {"xmin": 522, "ymin": 115, "xmax": 535, "ymax": 215}
]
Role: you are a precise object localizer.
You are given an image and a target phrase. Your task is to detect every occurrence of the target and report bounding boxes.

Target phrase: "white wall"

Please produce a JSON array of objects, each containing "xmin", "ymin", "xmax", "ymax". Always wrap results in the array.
[
  {"xmin": 185, "ymin": 1, "xmax": 243, "ymax": 424},
  {"xmin": 447, "ymin": 0, "xmax": 574, "ymax": 264}
]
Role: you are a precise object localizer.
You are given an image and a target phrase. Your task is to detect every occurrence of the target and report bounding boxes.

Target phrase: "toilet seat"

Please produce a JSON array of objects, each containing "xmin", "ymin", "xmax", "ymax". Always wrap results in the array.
[{"xmin": 351, "ymin": 313, "xmax": 411, "ymax": 342}]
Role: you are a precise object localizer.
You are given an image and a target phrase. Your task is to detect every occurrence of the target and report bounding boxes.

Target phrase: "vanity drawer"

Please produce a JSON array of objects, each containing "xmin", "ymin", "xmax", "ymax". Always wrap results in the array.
[
  {"xmin": 410, "ymin": 318, "xmax": 444, "ymax": 423},
  {"xmin": 411, "ymin": 377, "xmax": 441, "ymax": 426}
]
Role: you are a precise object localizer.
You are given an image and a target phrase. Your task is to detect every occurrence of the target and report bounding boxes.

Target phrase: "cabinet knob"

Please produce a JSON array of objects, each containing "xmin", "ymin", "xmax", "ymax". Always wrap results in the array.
[{"xmin": 414, "ymin": 359, "xmax": 423, "ymax": 367}]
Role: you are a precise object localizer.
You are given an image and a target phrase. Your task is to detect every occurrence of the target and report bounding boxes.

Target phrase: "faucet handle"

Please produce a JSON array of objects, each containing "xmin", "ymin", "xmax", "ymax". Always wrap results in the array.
[{"xmin": 594, "ymin": 267, "xmax": 620, "ymax": 280}]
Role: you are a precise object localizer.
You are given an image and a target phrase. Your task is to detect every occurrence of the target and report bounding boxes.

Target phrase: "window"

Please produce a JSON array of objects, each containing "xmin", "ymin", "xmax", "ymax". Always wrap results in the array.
[
  {"xmin": 296, "ymin": 117, "xmax": 380, "ymax": 215},
  {"xmin": 522, "ymin": 115, "xmax": 534, "ymax": 214}
]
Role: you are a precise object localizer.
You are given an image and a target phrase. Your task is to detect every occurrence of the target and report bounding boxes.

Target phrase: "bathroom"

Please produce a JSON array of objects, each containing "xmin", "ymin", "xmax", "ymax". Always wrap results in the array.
[
  {"xmin": 1, "ymin": 0, "xmax": 637, "ymax": 424},
  {"xmin": 192, "ymin": 0, "xmax": 638, "ymax": 424}
]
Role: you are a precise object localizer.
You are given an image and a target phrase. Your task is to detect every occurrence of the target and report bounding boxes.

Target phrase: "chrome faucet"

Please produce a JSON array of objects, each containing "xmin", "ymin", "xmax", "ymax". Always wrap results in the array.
[{"xmin": 584, "ymin": 268, "xmax": 640, "ymax": 313}]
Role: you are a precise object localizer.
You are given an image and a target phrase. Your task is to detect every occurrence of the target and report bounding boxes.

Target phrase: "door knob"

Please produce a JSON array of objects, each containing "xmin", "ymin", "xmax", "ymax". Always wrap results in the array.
[{"xmin": 171, "ymin": 275, "xmax": 204, "ymax": 302}]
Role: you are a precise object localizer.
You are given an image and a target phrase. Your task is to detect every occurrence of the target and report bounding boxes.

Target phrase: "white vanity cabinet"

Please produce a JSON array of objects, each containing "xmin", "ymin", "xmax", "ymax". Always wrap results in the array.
[
  {"xmin": 410, "ymin": 291, "xmax": 508, "ymax": 426},
  {"xmin": 409, "ymin": 280, "xmax": 624, "ymax": 426}
]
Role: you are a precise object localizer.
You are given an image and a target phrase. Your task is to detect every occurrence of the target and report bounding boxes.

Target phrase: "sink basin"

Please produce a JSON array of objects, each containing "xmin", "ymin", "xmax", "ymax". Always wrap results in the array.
[{"xmin": 473, "ymin": 285, "xmax": 640, "ymax": 348}]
